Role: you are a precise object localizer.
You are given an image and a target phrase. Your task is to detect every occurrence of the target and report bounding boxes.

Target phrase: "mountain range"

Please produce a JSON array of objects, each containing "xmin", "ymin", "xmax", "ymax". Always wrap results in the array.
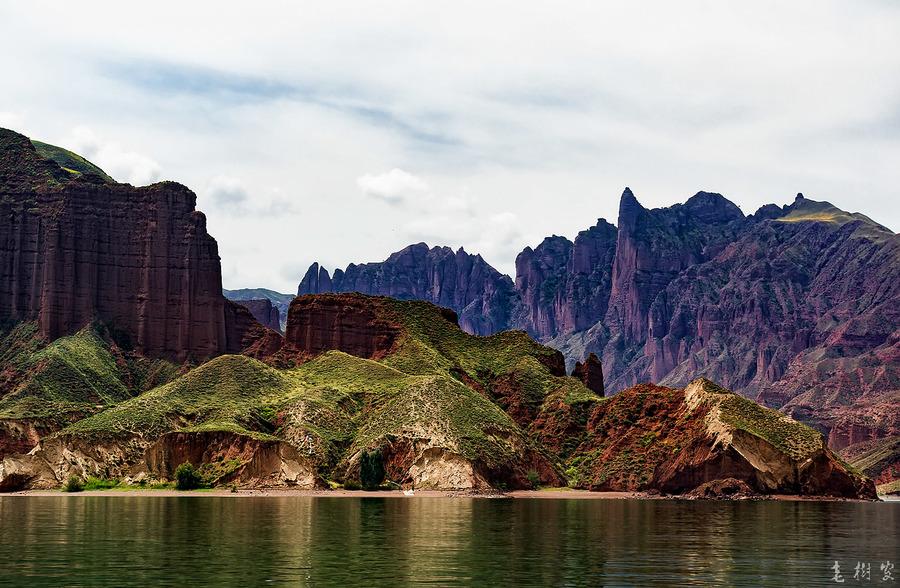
[
  {"xmin": 297, "ymin": 189, "xmax": 899, "ymax": 451},
  {"xmin": 0, "ymin": 127, "xmax": 893, "ymax": 497}
]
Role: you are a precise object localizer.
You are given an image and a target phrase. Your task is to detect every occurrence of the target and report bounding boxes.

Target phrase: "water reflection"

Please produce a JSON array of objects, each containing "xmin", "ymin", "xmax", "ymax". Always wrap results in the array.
[{"xmin": 0, "ymin": 496, "xmax": 896, "ymax": 587}]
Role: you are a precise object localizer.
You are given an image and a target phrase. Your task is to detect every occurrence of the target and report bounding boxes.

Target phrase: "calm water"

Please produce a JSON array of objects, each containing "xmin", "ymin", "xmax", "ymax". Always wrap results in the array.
[{"xmin": 0, "ymin": 496, "xmax": 897, "ymax": 587}]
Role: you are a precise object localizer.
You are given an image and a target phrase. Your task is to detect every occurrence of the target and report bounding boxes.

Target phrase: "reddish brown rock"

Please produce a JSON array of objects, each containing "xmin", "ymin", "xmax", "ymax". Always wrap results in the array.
[
  {"xmin": 285, "ymin": 294, "xmax": 404, "ymax": 359},
  {"xmin": 0, "ymin": 128, "xmax": 270, "ymax": 362},
  {"xmin": 572, "ymin": 380, "xmax": 876, "ymax": 499},
  {"xmin": 572, "ymin": 353, "xmax": 604, "ymax": 396}
]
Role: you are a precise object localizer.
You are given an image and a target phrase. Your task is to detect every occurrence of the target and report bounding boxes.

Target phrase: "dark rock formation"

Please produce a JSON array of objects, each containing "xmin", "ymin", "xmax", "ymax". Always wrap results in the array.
[
  {"xmin": 234, "ymin": 299, "xmax": 281, "ymax": 333},
  {"xmin": 572, "ymin": 353, "xmax": 604, "ymax": 396},
  {"xmin": 605, "ymin": 188, "xmax": 744, "ymax": 351},
  {"xmin": 0, "ymin": 128, "xmax": 270, "ymax": 362},
  {"xmin": 572, "ymin": 379, "xmax": 876, "ymax": 499},
  {"xmin": 297, "ymin": 243, "xmax": 516, "ymax": 335}
]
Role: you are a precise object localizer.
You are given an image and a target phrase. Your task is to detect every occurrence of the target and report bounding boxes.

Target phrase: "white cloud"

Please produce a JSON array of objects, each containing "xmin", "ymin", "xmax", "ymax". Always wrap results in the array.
[
  {"xmin": 207, "ymin": 175, "xmax": 248, "ymax": 206},
  {"xmin": 1, "ymin": 1, "xmax": 899, "ymax": 291},
  {"xmin": 356, "ymin": 169, "xmax": 430, "ymax": 205},
  {"xmin": 0, "ymin": 111, "xmax": 26, "ymax": 132},
  {"xmin": 67, "ymin": 126, "xmax": 161, "ymax": 186}
]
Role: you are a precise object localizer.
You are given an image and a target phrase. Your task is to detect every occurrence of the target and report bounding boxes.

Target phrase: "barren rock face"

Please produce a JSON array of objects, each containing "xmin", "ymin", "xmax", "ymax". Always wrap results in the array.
[
  {"xmin": 514, "ymin": 219, "xmax": 617, "ymax": 340},
  {"xmin": 572, "ymin": 353, "xmax": 604, "ymax": 396},
  {"xmin": 0, "ymin": 129, "xmax": 268, "ymax": 362},
  {"xmin": 285, "ymin": 294, "xmax": 404, "ymax": 359},
  {"xmin": 145, "ymin": 431, "xmax": 321, "ymax": 488}
]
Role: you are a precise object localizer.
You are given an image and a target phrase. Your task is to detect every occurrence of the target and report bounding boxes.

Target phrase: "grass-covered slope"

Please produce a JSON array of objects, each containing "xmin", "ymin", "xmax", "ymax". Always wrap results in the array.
[
  {"xmin": 30, "ymin": 139, "xmax": 113, "ymax": 182},
  {"xmin": 19, "ymin": 296, "xmax": 593, "ymax": 490},
  {"xmin": 327, "ymin": 295, "xmax": 602, "ymax": 460},
  {"xmin": 0, "ymin": 323, "xmax": 176, "ymax": 425}
]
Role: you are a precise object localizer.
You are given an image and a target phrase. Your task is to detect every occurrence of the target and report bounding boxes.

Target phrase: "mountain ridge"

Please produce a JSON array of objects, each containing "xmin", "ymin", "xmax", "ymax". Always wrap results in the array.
[{"xmin": 297, "ymin": 189, "xmax": 899, "ymax": 451}]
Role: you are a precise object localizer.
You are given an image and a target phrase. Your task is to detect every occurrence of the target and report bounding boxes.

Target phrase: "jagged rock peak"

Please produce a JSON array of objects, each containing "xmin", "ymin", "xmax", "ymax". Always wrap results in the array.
[
  {"xmin": 298, "ymin": 262, "xmax": 333, "ymax": 295},
  {"xmin": 572, "ymin": 353, "xmax": 604, "ymax": 397}
]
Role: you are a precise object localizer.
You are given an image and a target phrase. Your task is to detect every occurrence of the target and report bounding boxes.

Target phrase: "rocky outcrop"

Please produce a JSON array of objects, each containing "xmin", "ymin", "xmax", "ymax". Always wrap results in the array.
[
  {"xmin": 571, "ymin": 379, "xmax": 876, "ymax": 498},
  {"xmin": 285, "ymin": 294, "xmax": 409, "ymax": 359},
  {"xmin": 0, "ymin": 429, "xmax": 323, "ymax": 491},
  {"xmin": 0, "ymin": 128, "xmax": 271, "ymax": 362},
  {"xmin": 145, "ymin": 431, "xmax": 321, "ymax": 488},
  {"xmin": 297, "ymin": 244, "xmax": 516, "ymax": 335},
  {"xmin": 572, "ymin": 353, "xmax": 604, "ymax": 396},
  {"xmin": 234, "ymin": 298, "xmax": 281, "ymax": 333},
  {"xmin": 840, "ymin": 436, "xmax": 900, "ymax": 487},
  {"xmin": 602, "ymin": 189, "xmax": 745, "ymax": 379}
]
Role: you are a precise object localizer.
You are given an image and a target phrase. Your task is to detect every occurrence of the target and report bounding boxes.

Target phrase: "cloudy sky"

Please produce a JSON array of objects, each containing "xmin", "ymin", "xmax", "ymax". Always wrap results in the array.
[{"xmin": 2, "ymin": 1, "xmax": 898, "ymax": 292}]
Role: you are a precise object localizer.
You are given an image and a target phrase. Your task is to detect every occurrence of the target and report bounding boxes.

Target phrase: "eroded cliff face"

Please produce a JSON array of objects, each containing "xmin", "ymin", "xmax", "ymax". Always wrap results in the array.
[
  {"xmin": 603, "ymin": 189, "xmax": 745, "ymax": 368},
  {"xmin": 285, "ymin": 294, "xmax": 409, "ymax": 359},
  {"xmin": 0, "ymin": 128, "xmax": 269, "ymax": 362},
  {"xmin": 514, "ymin": 219, "xmax": 617, "ymax": 340},
  {"xmin": 297, "ymin": 243, "xmax": 516, "ymax": 335}
]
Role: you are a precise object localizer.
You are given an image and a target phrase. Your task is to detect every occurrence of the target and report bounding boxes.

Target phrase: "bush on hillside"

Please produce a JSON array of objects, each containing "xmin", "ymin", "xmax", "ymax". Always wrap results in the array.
[
  {"xmin": 175, "ymin": 462, "xmax": 202, "ymax": 490},
  {"xmin": 64, "ymin": 475, "xmax": 84, "ymax": 493},
  {"xmin": 360, "ymin": 450, "xmax": 385, "ymax": 490}
]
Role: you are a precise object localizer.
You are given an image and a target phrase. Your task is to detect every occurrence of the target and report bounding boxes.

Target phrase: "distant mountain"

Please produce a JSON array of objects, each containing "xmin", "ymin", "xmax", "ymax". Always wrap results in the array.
[
  {"xmin": 298, "ymin": 244, "xmax": 517, "ymax": 335},
  {"xmin": 298, "ymin": 190, "xmax": 899, "ymax": 450},
  {"xmin": 223, "ymin": 288, "xmax": 293, "ymax": 331}
]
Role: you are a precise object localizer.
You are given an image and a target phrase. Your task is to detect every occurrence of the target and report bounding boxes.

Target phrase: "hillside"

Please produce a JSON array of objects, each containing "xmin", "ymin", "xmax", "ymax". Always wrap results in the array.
[
  {"xmin": 1, "ymin": 294, "xmax": 874, "ymax": 498},
  {"xmin": 297, "ymin": 190, "xmax": 899, "ymax": 454}
]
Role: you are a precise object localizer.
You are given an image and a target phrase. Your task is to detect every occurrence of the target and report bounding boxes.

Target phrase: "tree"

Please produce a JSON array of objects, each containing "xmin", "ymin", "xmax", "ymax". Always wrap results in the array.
[
  {"xmin": 174, "ymin": 462, "xmax": 202, "ymax": 490},
  {"xmin": 359, "ymin": 450, "xmax": 385, "ymax": 490},
  {"xmin": 64, "ymin": 475, "xmax": 84, "ymax": 492}
]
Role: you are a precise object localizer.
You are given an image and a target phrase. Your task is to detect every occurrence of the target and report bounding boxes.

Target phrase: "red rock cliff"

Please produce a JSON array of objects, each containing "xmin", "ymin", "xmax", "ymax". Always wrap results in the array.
[
  {"xmin": 285, "ymin": 294, "xmax": 407, "ymax": 359},
  {"xmin": 0, "ymin": 128, "xmax": 268, "ymax": 361},
  {"xmin": 297, "ymin": 244, "xmax": 515, "ymax": 336}
]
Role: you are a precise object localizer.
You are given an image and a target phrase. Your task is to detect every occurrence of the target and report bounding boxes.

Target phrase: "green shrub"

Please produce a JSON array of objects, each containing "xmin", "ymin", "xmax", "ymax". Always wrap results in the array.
[
  {"xmin": 174, "ymin": 462, "xmax": 202, "ymax": 490},
  {"xmin": 343, "ymin": 479, "xmax": 361, "ymax": 490},
  {"xmin": 564, "ymin": 466, "xmax": 579, "ymax": 487},
  {"xmin": 359, "ymin": 450, "xmax": 385, "ymax": 490},
  {"xmin": 526, "ymin": 469, "xmax": 541, "ymax": 490},
  {"xmin": 83, "ymin": 477, "xmax": 119, "ymax": 490},
  {"xmin": 63, "ymin": 475, "xmax": 84, "ymax": 493}
]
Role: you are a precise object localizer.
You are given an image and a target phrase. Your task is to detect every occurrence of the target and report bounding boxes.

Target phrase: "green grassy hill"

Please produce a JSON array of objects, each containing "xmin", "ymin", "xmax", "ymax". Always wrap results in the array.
[{"xmin": 31, "ymin": 139, "xmax": 113, "ymax": 182}]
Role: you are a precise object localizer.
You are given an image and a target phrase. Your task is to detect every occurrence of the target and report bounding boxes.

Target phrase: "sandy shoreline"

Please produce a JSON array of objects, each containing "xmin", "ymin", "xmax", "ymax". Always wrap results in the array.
[
  {"xmin": 8, "ymin": 488, "xmax": 639, "ymax": 499},
  {"xmin": 5, "ymin": 488, "xmax": 893, "ymax": 501}
]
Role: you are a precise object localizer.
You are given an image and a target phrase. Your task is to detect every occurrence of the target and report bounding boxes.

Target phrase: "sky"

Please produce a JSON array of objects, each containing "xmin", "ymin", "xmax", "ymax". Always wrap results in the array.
[{"xmin": 1, "ymin": 1, "xmax": 898, "ymax": 293}]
